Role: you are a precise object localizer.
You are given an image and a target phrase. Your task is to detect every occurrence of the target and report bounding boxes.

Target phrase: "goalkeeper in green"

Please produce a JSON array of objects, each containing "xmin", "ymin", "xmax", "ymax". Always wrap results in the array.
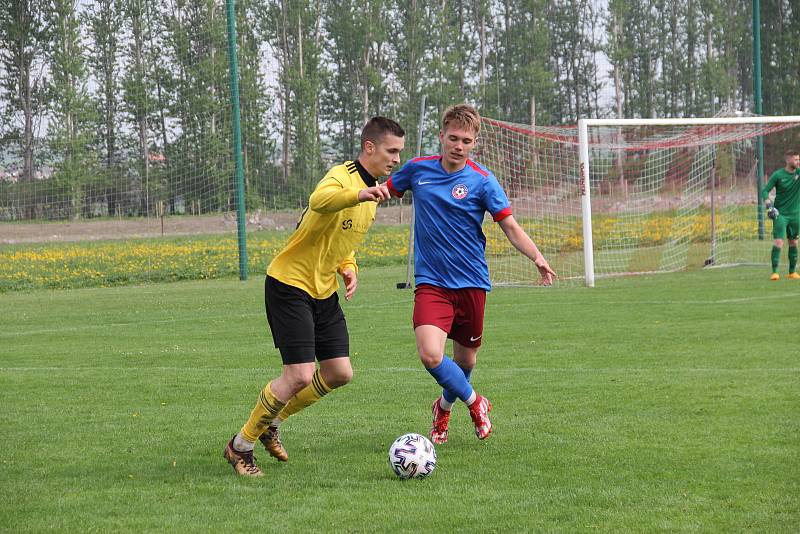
[{"xmin": 761, "ymin": 149, "xmax": 800, "ymax": 280}]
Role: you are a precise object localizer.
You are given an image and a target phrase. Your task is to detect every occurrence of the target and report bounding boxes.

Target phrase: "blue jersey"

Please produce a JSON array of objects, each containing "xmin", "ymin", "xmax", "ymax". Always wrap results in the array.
[{"xmin": 388, "ymin": 156, "xmax": 512, "ymax": 291}]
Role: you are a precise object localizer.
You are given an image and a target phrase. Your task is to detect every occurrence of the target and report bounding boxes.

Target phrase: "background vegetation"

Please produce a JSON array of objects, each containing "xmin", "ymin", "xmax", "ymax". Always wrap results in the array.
[{"xmin": 2, "ymin": 1, "xmax": 799, "ymax": 220}]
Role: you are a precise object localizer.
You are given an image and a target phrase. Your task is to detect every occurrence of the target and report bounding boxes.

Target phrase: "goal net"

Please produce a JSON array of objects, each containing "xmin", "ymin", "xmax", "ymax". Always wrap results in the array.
[{"xmin": 476, "ymin": 115, "xmax": 800, "ymax": 287}]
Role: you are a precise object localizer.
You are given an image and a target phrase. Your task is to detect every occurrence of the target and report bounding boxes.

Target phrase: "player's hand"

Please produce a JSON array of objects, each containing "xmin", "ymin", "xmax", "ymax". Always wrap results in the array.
[
  {"xmin": 358, "ymin": 184, "xmax": 390, "ymax": 204},
  {"xmin": 767, "ymin": 206, "xmax": 779, "ymax": 220},
  {"xmin": 534, "ymin": 256, "xmax": 557, "ymax": 286},
  {"xmin": 342, "ymin": 268, "xmax": 358, "ymax": 300}
]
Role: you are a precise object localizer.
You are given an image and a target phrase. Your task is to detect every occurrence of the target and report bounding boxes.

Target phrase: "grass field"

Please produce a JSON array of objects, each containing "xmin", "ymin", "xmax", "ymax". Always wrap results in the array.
[{"xmin": 1, "ymin": 265, "xmax": 798, "ymax": 532}]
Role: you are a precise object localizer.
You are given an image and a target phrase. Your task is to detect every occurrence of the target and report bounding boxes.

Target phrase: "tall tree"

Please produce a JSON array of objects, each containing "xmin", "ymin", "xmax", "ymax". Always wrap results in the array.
[
  {"xmin": 122, "ymin": 0, "xmax": 157, "ymax": 214},
  {"xmin": 424, "ymin": 0, "xmax": 470, "ymax": 137},
  {"xmin": 47, "ymin": 0, "xmax": 97, "ymax": 219},
  {"xmin": 684, "ymin": 0, "xmax": 700, "ymax": 115},
  {"xmin": 391, "ymin": 0, "xmax": 428, "ymax": 156},
  {"xmin": 164, "ymin": 0, "xmax": 233, "ymax": 212},
  {"xmin": 760, "ymin": 0, "xmax": 800, "ymax": 115},
  {"xmin": 605, "ymin": 0, "xmax": 631, "ymax": 119},
  {"xmin": 256, "ymin": 0, "xmax": 323, "ymax": 199},
  {"xmin": 86, "ymin": 0, "xmax": 140, "ymax": 217},
  {"xmin": 547, "ymin": 0, "xmax": 602, "ymax": 122},
  {"xmin": 323, "ymin": 0, "xmax": 391, "ymax": 158},
  {"xmin": 237, "ymin": 0, "xmax": 275, "ymax": 209},
  {"xmin": 0, "ymin": 0, "xmax": 49, "ymax": 189},
  {"xmin": 85, "ymin": 0, "xmax": 123, "ymax": 169}
]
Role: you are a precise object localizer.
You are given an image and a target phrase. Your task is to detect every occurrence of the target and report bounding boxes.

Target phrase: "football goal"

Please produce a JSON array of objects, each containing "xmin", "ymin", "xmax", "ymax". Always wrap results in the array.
[{"xmin": 476, "ymin": 115, "xmax": 800, "ymax": 287}]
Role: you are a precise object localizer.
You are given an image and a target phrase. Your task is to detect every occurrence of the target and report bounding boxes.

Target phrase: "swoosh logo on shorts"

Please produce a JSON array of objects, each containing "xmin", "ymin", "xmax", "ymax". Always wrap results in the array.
[
  {"xmin": 470, "ymin": 335, "xmax": 482, "ymax": 342},
  {"xmin": 418, "ymin": 180, "xmax": 432, "ymax": 185}
]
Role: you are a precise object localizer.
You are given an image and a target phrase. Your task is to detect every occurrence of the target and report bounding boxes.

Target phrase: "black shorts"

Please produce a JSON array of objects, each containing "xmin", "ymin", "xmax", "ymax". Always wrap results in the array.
[{"xmin": 264, "ymin": 276, "xmax": 349, "ymax": 364}]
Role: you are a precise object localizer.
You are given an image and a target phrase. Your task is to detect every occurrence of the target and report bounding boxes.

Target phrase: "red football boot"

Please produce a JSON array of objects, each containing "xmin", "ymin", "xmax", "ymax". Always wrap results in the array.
[
  {"xmin": 430, "ymin": 397, "xmax": 451, "ymax": 444},
  {"xmin": 468, "ymin": 394, "xmax": 493, "ymax": 440}
]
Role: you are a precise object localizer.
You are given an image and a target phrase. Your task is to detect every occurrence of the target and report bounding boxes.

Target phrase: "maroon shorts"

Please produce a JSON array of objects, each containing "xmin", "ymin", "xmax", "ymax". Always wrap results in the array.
[{"xmin": 413, "ymin": 284, "xmax": 487, "ymax": 348}]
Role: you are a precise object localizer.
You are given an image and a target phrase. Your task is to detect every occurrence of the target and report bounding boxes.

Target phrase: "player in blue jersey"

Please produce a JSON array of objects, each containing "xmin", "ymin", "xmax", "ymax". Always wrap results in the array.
[{"xmin": 387, "ymin": 104, "xmax": 556, "ymax": 443}]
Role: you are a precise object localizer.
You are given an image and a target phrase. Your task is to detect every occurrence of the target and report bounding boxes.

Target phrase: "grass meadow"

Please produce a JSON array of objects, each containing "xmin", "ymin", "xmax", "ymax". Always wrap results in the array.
[
  {"xmin": 0, "ymin": 205, "xmax": 764, "ymax": 292},
  {"xmin": 1, "ymin": 264, "xmax": 799, "ymax": 532}
]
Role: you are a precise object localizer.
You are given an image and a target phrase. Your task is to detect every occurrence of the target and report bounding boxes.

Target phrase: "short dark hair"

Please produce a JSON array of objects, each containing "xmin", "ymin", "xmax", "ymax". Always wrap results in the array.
[
  {"xmin": 784, "ymin": 149, "xmax": 799, "ymax": 157},
  {"xmin": 361, "ymin": 116, "xmax": 405, "ymax": 149}
]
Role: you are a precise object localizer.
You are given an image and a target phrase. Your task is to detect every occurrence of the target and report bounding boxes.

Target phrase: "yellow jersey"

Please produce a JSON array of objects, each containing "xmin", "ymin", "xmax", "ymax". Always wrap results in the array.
[{"xmin": 267, "ymin": 160, "xmax": 377, "ymax": 299}]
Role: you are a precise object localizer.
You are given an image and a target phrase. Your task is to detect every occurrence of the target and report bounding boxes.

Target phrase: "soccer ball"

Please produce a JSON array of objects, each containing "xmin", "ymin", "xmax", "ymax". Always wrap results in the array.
[{"xmin": 388, "ymin": 433, "xmax": 437, "ymax": 479}]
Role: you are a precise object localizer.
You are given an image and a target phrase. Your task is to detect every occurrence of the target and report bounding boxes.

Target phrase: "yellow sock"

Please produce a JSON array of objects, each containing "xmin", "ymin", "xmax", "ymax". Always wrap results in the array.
[
  {"xmin": 240, "ymin": 382, "xmax": 286, "ymax": 442},
  {"xmin": 276, "ymin": 369, "xmax": 332, "ymax": 422}
]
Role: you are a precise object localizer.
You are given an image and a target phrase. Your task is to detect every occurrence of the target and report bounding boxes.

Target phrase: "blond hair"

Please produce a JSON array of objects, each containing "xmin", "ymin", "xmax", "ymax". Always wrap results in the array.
[{"xmin": 441, "ymin": 104, "xmax": 481, "ymax": 135}]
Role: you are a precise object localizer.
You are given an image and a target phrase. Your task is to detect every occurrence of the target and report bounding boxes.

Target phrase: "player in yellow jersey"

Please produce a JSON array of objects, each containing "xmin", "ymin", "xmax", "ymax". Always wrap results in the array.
[{"xmin": 224, "ymin": 117, "xmax": 405, "ymax": 476}]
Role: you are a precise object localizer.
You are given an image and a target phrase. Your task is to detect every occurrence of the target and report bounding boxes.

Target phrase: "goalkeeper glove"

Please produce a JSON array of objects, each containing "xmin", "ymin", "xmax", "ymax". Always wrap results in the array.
[{"xmin": 766, "ymin": 200, "xmax": 779, "ymax": 220}]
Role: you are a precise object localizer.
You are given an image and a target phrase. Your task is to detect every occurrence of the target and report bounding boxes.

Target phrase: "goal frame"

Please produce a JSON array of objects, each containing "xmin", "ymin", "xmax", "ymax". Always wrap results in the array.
[{"xmin": 578, "ymin": 116, "xmax": 800, "ymax": 287}]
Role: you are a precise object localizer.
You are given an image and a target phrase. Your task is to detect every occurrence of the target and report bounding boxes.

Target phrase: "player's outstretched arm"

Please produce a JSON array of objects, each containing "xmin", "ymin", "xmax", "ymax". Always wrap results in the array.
[
  {"xmin": 310, "ymin": 180, "xmax": 389, "ymax": 213},
  {"xmin": 497, "ymin": 215, "xmax": 556, "ymax": 286},
  {"xmin": 358, "ymin": 183, "xmax": 390, "ymax": 203},
  {"xmin": 310, "ymin": 178, "xmax": 359, "ymax": 213}
]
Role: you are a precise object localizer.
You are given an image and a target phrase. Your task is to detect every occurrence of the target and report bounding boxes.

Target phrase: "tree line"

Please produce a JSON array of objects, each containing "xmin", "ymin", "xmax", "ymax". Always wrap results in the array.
[{"xmin": 1, "ymin": 0, "xmax": 798, "ymax": 220}]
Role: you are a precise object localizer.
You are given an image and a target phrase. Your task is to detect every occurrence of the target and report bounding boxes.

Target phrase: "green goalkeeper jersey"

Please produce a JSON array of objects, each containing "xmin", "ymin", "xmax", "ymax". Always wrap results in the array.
[{"xmin": 762, "ymin": 167, "xmax": 800, "ymax": 216}]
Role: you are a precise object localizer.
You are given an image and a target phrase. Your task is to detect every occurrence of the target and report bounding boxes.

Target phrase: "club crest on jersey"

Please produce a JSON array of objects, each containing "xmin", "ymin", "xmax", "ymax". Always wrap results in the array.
[{"xmin": 452, "ymin": 183, "xmax": 468, "ymax": 199}]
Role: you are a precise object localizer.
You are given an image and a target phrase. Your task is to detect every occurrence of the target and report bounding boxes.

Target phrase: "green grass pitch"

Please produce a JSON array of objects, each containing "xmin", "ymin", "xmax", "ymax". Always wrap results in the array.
[{"xmin": 1, "ymin": 265, "xmax": 798, "ymax": 532}]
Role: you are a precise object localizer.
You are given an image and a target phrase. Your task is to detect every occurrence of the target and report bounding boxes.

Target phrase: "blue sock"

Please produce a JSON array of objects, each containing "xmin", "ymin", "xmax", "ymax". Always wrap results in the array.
[
  {"xmin": 443, "ymin": 366, "xmax": 472, "ymax": 403},
  {"xmin": 426, "ymin": 356, "xmax": 473, "ymax": 402}
]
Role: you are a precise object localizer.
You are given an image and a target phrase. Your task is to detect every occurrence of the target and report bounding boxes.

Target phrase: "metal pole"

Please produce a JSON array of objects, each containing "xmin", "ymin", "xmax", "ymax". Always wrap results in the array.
[
  {"xmin": 225, "ymin": 0, "xmax": 248, "ymax": 280},
  {"xmin": 581, "ymin": 116, "xmax": 800, "ymax": 126},
  {"xmin": 398, "ymin": 94, "xmax": 426, "ymax": 289},
  {"xmin": 709, "ymin": 159, "xmax": 716, "ymax": 266},
  {"xmin": 578, "ymin": 119, "xmax": 595, "ymax": 287},
  {"xmin": 753, "ymin": 0, "xmax": 765, "ymax": 239}
]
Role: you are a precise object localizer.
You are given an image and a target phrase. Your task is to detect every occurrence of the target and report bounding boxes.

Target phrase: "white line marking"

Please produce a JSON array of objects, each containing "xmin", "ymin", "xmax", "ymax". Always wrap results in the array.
[
  {"xmin": 491, "ymin": 294, "xmax": 785, "ymax": 307},
  {"xmin": 1, "ymin": 299, "xmax": 412, "ymax": 338}
]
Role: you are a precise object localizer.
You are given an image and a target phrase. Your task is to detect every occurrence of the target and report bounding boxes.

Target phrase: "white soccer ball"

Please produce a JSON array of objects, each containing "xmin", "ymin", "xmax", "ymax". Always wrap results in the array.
[{"xmin": 388, "ymin": 433, "xmax": 437, "ymax": 479}]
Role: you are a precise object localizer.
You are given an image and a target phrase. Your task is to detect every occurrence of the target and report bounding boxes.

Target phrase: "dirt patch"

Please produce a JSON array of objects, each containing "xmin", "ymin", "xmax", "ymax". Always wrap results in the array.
[{"xmin": 0, "ymin": 205, "xmax": 412, "ymax": 245}]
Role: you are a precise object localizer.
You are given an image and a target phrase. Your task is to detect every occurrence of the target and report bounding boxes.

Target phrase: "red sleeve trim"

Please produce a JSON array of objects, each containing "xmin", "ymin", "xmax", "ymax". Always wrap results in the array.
[
  {"xmin": 493, "ymin": 207, "xmax": 512, "ymax": 222},
  {"xmin": 413, "ymin": 155, "xmax": 441, "ymax": 163},
  {"xmin": 466, "ymin": 159, "xmax": 489, "ymax": 176},
  {"xmin": 386, "ymin": 177, "xmax": 403, "ymax": 198}
]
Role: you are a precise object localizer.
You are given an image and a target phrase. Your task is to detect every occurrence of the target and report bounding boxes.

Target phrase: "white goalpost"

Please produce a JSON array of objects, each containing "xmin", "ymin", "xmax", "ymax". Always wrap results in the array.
[{"xmin": 474, "ymin": 114, "xmax": 800, "ymax": 287}]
